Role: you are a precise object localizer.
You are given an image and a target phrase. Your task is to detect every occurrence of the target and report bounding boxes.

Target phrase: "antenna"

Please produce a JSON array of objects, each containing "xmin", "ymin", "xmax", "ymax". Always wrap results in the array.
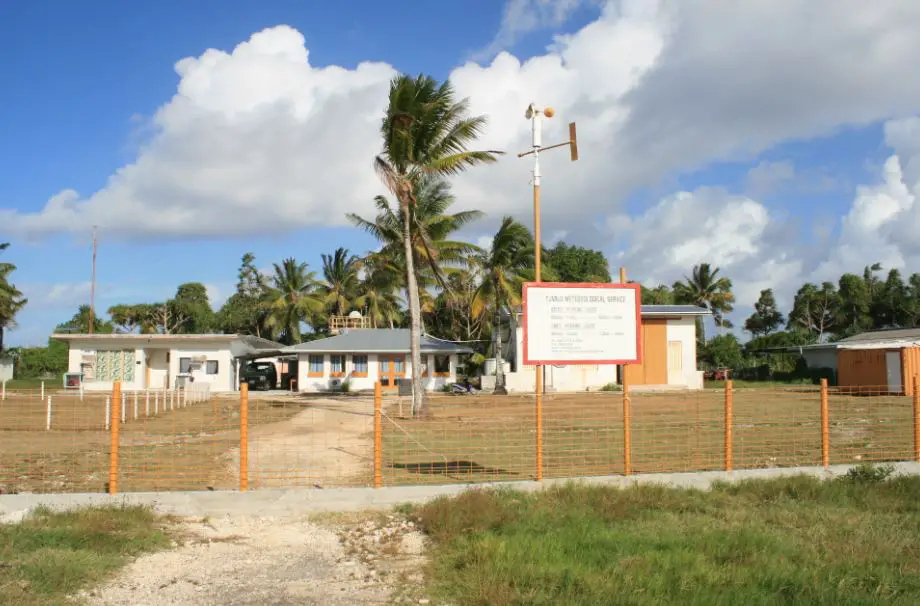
[{"xmin": 89, "ymin": 226, "xmax": 97, "ymax": 335}]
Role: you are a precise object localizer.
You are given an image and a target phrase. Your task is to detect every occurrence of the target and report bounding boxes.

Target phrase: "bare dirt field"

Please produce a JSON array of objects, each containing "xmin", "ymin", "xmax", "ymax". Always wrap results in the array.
[{"xmin": 0, "ymin": 387, "xmax": 914, "ymax": 493}]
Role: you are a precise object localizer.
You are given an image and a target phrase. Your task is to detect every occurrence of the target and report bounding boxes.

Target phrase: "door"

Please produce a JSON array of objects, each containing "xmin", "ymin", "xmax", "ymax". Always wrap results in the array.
[
  {"xmin": 624, "ymin": 319, "xmax": 668, "ymax": 385},
  {"xmin": 378, "ymin": 354, "xmax": 406, "ymax": 389},
  {"xmin": 667, "ymin": 340, "xmax": 683, "ymax": 383},
  {"xmin": 886, "ymin": 350, "xmax": 903, "ymax": 394}
]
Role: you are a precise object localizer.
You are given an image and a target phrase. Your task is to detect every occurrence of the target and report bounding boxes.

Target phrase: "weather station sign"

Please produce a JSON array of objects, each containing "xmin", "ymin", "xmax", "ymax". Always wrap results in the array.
[{"xmin": 523, "ymin": 283, "xmax": 641, "ymax": 365}]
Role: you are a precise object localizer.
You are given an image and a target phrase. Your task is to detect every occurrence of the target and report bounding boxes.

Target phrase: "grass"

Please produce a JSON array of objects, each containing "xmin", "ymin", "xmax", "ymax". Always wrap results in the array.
[
  {"xmin": 409, "ymin": 468, "xmax": 920, "ymax": 605},
  {"xmin": 2, "ymin": 378, "xmax": 51, "ymax": 390},
  {"xmin": 0, "ymin": 504, "xmax": 174, "ymax": 605},
  {"xmin": 704, "ymin": 379, "xmax": 815, "ymax": 389}
]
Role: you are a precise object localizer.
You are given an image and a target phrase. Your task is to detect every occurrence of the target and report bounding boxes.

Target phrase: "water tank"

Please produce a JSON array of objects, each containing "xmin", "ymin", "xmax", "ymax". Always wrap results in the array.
[{"xmin": 348, "ymin": 310, "xmax": 362, "ymax": 318}]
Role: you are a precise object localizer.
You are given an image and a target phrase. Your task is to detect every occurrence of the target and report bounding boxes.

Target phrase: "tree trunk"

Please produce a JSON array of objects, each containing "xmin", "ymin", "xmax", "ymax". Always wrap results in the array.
[
  {"xmin": 403, "ymin": 207, "xmax": 427, "ymax": 416},
  {"xmin": 0, "ymin": 325, "xmax": 4, "ymax": 352},
  {"xmin": 493, "ymin": 305, "xmax": 507, "ymax": 394}
]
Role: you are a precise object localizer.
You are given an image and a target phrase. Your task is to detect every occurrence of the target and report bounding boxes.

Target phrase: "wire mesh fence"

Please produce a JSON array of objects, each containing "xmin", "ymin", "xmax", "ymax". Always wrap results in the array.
[{"xmin": 1, "ymin": 379, "xmax": 918, "ymax": 494}]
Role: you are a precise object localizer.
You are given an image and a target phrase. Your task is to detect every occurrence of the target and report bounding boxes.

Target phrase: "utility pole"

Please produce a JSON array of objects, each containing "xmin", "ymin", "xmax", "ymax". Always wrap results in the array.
[
  {"xmin": 518, "ymin": 104, "xmax": 578, "ymax": 481},
  {"xmin": 89, "ymin": 226, "xmax": 97, "ymax": 335}
]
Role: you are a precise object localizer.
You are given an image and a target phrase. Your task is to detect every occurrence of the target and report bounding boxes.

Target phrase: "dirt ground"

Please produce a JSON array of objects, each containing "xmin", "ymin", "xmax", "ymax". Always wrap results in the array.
[{"xmin": 80, "ymin": 512, "xmax": 429, "ymax": 605}]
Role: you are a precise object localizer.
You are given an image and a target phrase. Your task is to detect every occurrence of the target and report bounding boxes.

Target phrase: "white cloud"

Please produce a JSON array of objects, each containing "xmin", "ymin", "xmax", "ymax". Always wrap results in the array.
[
  {"xmin": 20, "ymin": 282, "xmax": 92, "ymax": 309},
  {"xmin": 472, "ymin": 0, "xmax": 594, "ymax": 61},
  {"xmin": 744, "ymin": 160, "xmax": 796, "ymax": 197},
  {"xmin": 4, "ymin": 1, "xmax": 920, "ymax": 326}
]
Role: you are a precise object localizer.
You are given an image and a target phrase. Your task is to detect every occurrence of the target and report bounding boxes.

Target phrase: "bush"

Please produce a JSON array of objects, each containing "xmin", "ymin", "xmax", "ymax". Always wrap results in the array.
[{"xmin": 843, "ymin": 463, "xmax": 895, "ymax": 484}]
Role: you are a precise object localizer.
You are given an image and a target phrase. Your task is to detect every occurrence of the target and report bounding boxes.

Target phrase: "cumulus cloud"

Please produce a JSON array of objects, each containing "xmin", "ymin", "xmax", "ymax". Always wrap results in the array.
[
  {"xmin": 744, "ymin": 160, "xmax": 796, "ymax": 197},
  {"xmin": 5, "ymin": 1, "xmax": 920, "ymax": 323},
  {"xmin": 472, "ymin": 0, "xmax": 594, "ymax": 61}
]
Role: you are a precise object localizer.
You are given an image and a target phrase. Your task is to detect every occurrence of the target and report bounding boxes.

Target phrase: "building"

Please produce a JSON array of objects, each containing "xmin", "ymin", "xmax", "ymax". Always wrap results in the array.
[
  {"xmin": 797, "ymin": 328, "xmax": 920, "ymax": 394},
  {"xmin": 0, "ymin": 355, "xmax": 12, "ymax": 382},
  {"xmin": 52, "ymin": 333, "xmax": 284, "ymax": 392},
  {"xmin": 482, "ymin": 304, "xmax": 711, "ymax": 392},
  {"xmin": 282, "ymin": 329, "xmax": 472, "ymax": 392}
]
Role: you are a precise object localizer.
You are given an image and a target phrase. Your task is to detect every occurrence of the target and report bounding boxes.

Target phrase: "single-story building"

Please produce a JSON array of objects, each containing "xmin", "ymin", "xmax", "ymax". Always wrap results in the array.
[
  {"xmin": 796, "ymin": 327, "xmax": 920, "ymax": 394},
  {"xmin": 481, "ymin": 304, "xmax": 711, "ymax": 392},
  {"xmin": 282, "ymin": 328, "xmax": 472, "ymax": 392},
  {"xmin": 0, "ymin": 355, "xmax": 13, "ymax": 382},
  {"xmin": 52, "ymin": 333, "xmax": 285, "ymax": 392}
]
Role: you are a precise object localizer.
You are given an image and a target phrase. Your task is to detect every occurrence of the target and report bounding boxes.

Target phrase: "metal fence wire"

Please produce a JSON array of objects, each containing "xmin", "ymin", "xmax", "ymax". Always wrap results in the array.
[{"xmin": 0, "ymin": 378, "xmax": 918, "ymax": 494}]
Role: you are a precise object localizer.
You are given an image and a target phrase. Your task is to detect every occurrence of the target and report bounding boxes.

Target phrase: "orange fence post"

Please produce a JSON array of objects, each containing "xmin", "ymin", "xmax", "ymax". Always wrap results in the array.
[
  {"xmin": 623, "ymin": 380, "xmax": 632, "ymax": 476},
  {"xmin": 240, "ymin": 383, "xmax": 249, "ymax": 492},
  {"xmin": 374, "ymin": 381, "xmax": 383, "ymax": 488},
  {"xmin": 109, "ymin": 381, "xmax": 121, "ymax": 494},
  {"xmin": 820, "ymin": 378, "xmax": 830, "ymax": 468},
  {"xmin": 913, "ymin": 376, "xmax": 920, "ymax": 463},
  {"xmin": 536, "ymin": 371, "xmax": 544, "ymax": 482},
  {"xmin": 724, "ymin": 380, "xmax": 733, "ymax": 472}
]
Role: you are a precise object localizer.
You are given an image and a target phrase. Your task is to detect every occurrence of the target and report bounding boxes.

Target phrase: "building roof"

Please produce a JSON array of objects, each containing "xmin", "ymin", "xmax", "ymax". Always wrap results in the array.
[
  {"xmin": 641, "ymin": 305, "xmax": 710, "ymax": 316},
  {"xmin": 791, "ymin": 327, "xmax": 920, "ymax": 352},
  {"xmin": 281, "ymin": 329, "xmax": 474, "ymax": 355}
]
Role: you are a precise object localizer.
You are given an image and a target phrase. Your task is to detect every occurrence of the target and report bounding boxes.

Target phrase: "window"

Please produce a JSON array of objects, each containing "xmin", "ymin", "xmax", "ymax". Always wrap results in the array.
[
  {"xmin": 433, "ymin": 355, "xmax": 450, "ymax": 376},
  {"xmin": 308, "ymin": 355, "xmax": 324, "ymax": 376},
  {"xmin": 96, "ymin": 350, "xmax": 136, "ymax": 382},
  {"xmin": 352, "ymin": 355, "xmax": 368, "ymax": 377},
  {"xmin": 206, "ymin": 360, "xmax": 219, "ymax": 375},
  {"xmin": 330, "ymin": 355, "xmax": 345, "ymax": 376},
  {"xmin": 179, "ymin": 357, "xmax": 192, "ymax": 373},
  {"xmin": 394, "ymin": 357, "xmax": 405, "ymax": 373}
]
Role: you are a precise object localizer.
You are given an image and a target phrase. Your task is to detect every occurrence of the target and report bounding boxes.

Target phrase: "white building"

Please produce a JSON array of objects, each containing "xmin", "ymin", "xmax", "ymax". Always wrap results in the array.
[
  {"xmin": 52, "ymin": 333, "xmax": 284, "ymax": 392},
  {"xmin": 0, "ymin": 355, "xmax": 12, "ymax": 382},
  {"xmin": 482, "ymin": 305, "xmax": 711, "ymax": 392},
  {"xmin": 283, "ymin": 329, "xmax": 472, "ymax": 392}
]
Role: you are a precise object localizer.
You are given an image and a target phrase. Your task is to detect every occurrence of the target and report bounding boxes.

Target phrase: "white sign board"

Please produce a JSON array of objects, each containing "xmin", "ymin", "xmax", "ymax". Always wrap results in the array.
[{"xmin": 523, "ymin": 283, "xmax": 641, "ymax": 365}]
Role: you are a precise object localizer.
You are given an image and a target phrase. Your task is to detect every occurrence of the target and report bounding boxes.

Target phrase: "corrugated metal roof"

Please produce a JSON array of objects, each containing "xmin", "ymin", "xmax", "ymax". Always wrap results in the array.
[
  {"xmin": 641, "ymin": 305, "xmax": 710, "ymax": 315},
  {"xmin": 281, "ymin": 329, "xmax": 474, "ymax": 354},
  {"xmin": 836, "ymin": 327, "xmax": 920, "ymax": 343}
]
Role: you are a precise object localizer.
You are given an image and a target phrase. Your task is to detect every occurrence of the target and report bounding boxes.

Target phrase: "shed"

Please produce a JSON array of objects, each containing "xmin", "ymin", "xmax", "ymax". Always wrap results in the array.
[{"xmin": 797, "ymin": 328, "xmax": 920, "ymax": 395}]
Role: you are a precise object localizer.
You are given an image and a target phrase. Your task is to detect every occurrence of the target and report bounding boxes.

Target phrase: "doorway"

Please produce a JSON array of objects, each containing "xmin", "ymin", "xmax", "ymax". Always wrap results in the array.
[
  {"xmin": 378, "ymin": 354, "xmax": 406, "ymax": 390},
  {"xmin": 886, "ymin": 350, "xmax": 903, "ymax": 394}
]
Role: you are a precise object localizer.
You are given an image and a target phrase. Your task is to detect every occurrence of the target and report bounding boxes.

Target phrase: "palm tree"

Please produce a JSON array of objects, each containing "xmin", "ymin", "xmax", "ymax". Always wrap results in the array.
[
  {"xmin": 368, "ymin": 74, "xmax": 500, "ymax": 416},
  {"xmin": 472, "ymin": 217, "xmax": 534, "ymax": 393},
  {"xmin": 264, "ymin": 258, "xmax": 323, "ymax": 345},
  {"xmin": 0, "ymin": 243, "xmax": 27, "ymax": 352},
  {"xmin": 355, "ymin": 252, "xmax": 403, "ymax": 329},
  {"xmin": 672, "ymin": 263, "xmax": 735, "ymax": 342},
  {"xmin": 320, "ymin": 248, "xmax": 361, "ymax": 318}
]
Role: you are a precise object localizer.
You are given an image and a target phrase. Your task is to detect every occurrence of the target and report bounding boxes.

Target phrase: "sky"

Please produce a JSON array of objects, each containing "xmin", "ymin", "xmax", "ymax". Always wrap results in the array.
[{"xmin": 3, "ymin": 0, "xmax": 920, "ymax": 346}]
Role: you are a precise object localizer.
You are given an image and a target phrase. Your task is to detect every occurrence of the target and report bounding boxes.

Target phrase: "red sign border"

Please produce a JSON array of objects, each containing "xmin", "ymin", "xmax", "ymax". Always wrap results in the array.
[{"xmin": 522, "ymin": 282, "xmax": 642, "ymax": 366}]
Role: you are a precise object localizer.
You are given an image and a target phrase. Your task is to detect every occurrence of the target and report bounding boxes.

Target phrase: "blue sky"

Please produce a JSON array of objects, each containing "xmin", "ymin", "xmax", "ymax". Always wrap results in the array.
[{"xmin": 3, "ymin": 1, "xmax": 920, "ymax": 346}]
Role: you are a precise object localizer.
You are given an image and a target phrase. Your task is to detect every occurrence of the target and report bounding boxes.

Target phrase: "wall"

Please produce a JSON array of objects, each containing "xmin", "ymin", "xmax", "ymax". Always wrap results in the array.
[
  {"xmin": 802, "ymin": 349, "xmax": 838, "ymax": 372},
  {"xmin": 902, "ymin": 347, "xmax": 920, "ymax": 396},
  {"xmin": 295, "ymin": 352, "xmax": 458, "ymax": 392},
  {"xmin": 0, "ymin": 358, "xmax": 13, "ymax": 382},
  {"xmin": 837, "ymin": 349, "xmax": 888, "ymax": 390},
  {"xmin": 665, "ymin": 317, "xmax": 704, "ymax": 389},
  {"xmin": 66, "ymin": 338, "xmax": 236, "ymax": 392},
  {"xmin": 624, "ymin": 319, "xmax": 668, "ymax": 386}
]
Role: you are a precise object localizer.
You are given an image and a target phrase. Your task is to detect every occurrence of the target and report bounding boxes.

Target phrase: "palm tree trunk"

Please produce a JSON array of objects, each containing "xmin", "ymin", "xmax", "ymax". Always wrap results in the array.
[
  {"xmin": 403, "ymin": 208, "xmax": 427, "ymax": 416},
  {"xmin": 0, "ymin": 326, "xmax": 4, "ymax": 352},
  {"xmin": 493, "ymin": 306, "xmax": 507, "ymax": 394}
]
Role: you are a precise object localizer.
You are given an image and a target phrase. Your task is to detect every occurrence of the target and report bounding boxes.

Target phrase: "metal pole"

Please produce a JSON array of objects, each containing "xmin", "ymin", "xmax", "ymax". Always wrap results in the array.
[
  {"xmin": 374, "ymin": 381, "xmax": 383, "ymax": 488},
  {"xmin": 724, "ymin": 379, "xmax": 733, "ymax": 472},
  {"xmin": 240, "ymin": 383, "xmax": 249, "ymax": 492},
  {"xmin": 109, "ymin": 381, "xmax": 120, "ymax": 494},
  {"xmin": 89, "ymin": 226, "xmax": 97, "ymax": 335},
  {"xmin": 820, "ymin": 378, "xmax": 830, "ymax": 468},
  {"xmin": 46, "ymin": 396, "xmax": 53, "ymax": 431}
]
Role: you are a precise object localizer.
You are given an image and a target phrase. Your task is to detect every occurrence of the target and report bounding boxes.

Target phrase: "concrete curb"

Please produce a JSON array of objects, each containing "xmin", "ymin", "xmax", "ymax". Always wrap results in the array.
[{"xmin": 2, "ymin": 461, "xmax": 919, "ymax": 519}]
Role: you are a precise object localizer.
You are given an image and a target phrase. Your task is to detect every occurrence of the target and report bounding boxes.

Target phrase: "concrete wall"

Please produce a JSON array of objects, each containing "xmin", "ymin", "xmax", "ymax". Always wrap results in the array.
[
  {"xmin": 491, "ymin": 315, "xmax": 704, "ymax": 392},
  {"xmin": 665, "ymin": 317, "xmax": 704, "ymax": 389},
  {"xmin": 66, "ymin": 338, "xmax": 236, "ymax": 392},
  {"xmin": 295, "ymin": 352, "xmax": 458, "ymax": 392},
  {"xmin": 0, "ymin": 357, "xmax": 13, "ymax": 382}
]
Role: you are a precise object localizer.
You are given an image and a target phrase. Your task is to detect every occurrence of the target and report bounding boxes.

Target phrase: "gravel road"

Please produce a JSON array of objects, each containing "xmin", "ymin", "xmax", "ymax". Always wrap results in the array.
[{"xmin": 80, "ymin": 512, "xmax": 429, "ymax": 605}]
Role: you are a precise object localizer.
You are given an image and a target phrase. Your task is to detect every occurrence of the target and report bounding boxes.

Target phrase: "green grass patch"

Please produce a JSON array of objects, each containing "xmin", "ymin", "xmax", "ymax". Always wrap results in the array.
[
  {"xmin": 410, "ymin": 469, "xmax": 920, "ymax": 605},
  {"xmin": 0, "ymin": 504, "xmax": 174, "ymax": 605},
  {"xmin": 2, "ymin": 378, "xmax": 51, "ymax": 389}
]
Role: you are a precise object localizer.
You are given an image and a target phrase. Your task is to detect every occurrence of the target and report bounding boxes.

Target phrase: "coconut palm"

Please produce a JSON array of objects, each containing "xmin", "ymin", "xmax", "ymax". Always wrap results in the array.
[
  {"xmin": 355, "ymin": 253, "xmax": 403, "ymax": 329},
  {"xmin": 367, "ymin": 74, "xmax": 500, "ymax": 416},
  {"xmin": 264, "ymin": 258, "xmax": 323, "ymax": 345},
  {"xmin": 471, "ymin": 217, "xmax": 534, "ymax": 393},
  {"xmin": 0, "ymin": 242, "xmax": 27, "ymax": 352},
  {"xmin": 672, "ymin": 263, "xmax": 735, "ymax": 341},
  {"xmin": 320, "ymin": 248, "xmax": 361, "ymax": 317}
]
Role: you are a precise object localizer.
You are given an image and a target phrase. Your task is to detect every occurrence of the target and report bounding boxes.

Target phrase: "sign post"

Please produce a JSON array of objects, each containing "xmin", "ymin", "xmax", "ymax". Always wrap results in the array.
[{"xmin": 523, "ymin": 283, "xmax": 642, "ymax": 366}]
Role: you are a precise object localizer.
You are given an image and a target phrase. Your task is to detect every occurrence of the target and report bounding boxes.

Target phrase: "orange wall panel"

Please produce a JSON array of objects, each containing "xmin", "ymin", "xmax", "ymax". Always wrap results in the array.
[
  {"xmin": 901, "ymin": 347, "xmax": 920, "ymax": 396},
  {"xmin": 624, "ymin": 319, "xmax": 667, "ymax": 385},
  {"xmin": 837, "ymin": 349, "xmax": 888, "ymax": 390}
]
